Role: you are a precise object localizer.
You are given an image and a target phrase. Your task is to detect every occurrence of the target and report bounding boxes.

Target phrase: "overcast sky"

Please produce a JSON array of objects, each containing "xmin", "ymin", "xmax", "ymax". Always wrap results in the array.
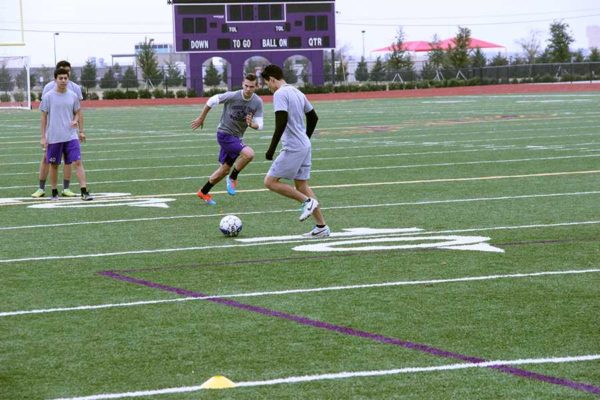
[{"xmin": 1, "ymin": 0, "xmax": 599, "ymax": 67}]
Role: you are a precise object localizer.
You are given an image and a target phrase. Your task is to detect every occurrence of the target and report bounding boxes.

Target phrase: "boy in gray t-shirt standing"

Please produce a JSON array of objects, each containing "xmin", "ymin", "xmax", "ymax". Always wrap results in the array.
[
  {"xmin": 261, "ymin": 64, "xmax": 329, "ymax": 238},
  {"xmin": 32, "ymin": 60, "xmax": 87, "ymax": 198},
  {"xmin": 39, "ymin": 67, "xmax": 93, "ymax": 200}
]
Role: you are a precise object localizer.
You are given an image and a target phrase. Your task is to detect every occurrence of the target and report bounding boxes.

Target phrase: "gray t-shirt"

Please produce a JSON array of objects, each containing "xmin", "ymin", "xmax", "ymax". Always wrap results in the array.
[
  {"xmin": 43, "ymin": 80, "xmax": 83, "ymax": 100},
  {"xmin": 40, "ymin": 89, "xmax": 80, "ymax": 144},
  {"xmin": 215, "ymin": 90, "xmax": 263, "ymax": 138},
  {"xmin": 273, "ymin": 84, "xmax": 313, "ymax": 152}
]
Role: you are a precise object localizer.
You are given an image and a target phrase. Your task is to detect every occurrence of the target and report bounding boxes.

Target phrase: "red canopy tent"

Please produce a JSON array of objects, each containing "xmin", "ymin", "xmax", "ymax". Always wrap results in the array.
[
  {"xmin": 438, "ymin": 37, "xmax": 504, "ymax": 50},
  {"xmin": 371, "ymin": 37, "xmax": 504, "ymax": 53},
  {"xmin": 371, "ymin": 40, "xmax": 433, "ymax": 53}
]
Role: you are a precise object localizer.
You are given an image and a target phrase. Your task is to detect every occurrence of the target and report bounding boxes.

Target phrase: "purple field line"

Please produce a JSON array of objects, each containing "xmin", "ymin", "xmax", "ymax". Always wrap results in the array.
[{"xmin": 99, "ymin": 270, "xmax": 600, "ymax": 395}]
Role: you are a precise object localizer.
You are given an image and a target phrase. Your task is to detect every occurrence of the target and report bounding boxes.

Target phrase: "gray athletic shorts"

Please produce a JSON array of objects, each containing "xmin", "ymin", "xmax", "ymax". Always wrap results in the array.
[{"xmin": 267, "ymin": 147, "xmax": 311, "ymax": 180}]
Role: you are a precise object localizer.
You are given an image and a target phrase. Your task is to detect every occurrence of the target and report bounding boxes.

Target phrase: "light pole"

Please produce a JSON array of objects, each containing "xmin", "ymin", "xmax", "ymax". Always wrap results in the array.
[
  {"xmin": 53, "ymin": 32, "xmax": 59, "ymax": 66},
  {"xmin": 361, "ymin": 30, "xmax": 366, "ymax": 59}
]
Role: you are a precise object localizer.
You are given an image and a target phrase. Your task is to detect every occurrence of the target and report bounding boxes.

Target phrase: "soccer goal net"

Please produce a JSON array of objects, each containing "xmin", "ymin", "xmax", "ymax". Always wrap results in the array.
[{"xmin": 0, "ymin": 55, "xmax": 32, "ymax": 110}]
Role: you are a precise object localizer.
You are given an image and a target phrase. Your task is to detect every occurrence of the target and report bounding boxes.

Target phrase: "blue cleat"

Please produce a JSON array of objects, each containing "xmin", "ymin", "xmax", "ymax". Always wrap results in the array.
[
  {"xmin": 226, "ymin": 177, "xmax": 237, "ymax": 196},
  {"xmin": 197, "ymin": 191, "xmax": 216, "ymax": 205}
]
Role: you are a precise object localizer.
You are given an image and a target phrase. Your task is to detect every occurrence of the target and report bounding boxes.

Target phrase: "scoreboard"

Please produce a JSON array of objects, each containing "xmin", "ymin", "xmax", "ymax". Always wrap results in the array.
[{"xmin": 171, "ymin": 0, "xmax": 336, "ymax": 53}]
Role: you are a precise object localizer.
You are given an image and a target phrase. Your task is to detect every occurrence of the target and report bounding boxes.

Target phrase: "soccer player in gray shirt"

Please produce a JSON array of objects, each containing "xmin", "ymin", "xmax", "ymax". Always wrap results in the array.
[
  {"xmin": 260, "ymin": 64, "xmax": 330, "ymax": 238},
  {"xmin": 191, "ymin": 73, "xmax": 264, "ymax": 205},
  {"xmin": 39, "ymin": 67, "xmax": 93, "ymax": 200},
  {"xmin": 32, "ymin": 60, "xmax": 87, "ymax": 199}
]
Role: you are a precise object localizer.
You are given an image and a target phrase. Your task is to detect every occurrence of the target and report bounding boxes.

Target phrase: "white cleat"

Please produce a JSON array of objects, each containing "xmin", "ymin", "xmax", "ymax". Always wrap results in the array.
[
  {"xmin": 299, "ymin": 197, "xmax": 319, "ymax": 221},
  {"xmin": 302, "ymin": 225, "xmax": 331, "ymax": 238}
]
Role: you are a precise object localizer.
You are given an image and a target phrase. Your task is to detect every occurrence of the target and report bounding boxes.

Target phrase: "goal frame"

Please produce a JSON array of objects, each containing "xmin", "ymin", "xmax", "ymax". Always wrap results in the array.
[{"xmin": 0, "ymin": 55, "xmax": 32, "ymax": 110}]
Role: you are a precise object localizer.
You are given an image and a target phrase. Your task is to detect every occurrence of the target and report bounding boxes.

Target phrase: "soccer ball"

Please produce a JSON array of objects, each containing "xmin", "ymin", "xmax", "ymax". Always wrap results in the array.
[{"xmin": 219, "ymin": 215, "xmax": 242, "ymax": 237}]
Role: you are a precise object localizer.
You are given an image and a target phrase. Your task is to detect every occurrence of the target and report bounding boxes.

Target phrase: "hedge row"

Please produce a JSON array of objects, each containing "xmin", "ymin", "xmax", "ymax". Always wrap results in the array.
[
  {"xmin": 7, "ymin": 72, "xmax": 596, "ymax": 103},
  {"xmin": 100, "ymin": 89, "xmax": 195, "ymax": 100}
]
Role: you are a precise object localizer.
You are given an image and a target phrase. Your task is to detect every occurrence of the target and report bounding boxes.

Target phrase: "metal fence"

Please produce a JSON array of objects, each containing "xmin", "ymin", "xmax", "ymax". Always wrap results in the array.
[
  {"xmin": 346, "ymin": 61, "xmax": 600, "ymax": 84},
  {"xmin": 2, "ymin": 61, "xmax": 599, "ymax": 103}
]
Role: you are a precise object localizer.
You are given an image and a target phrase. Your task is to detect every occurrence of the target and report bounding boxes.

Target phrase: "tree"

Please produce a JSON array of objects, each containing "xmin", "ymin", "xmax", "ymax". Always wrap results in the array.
[
  {"xmin": 589, "ymin": 47, "xmax": 600, "ymax": 62},
  {"xmin": 69, "ymin": 68, "xmax": 79, "ymax": 84},
  {"xmin": 335, "ymin": 55, "xmax": 348, "ymax": 82},
  {"xmin": 298, "ymin": 58, "xmax": 309, "ymax": 84},
  {"xmin": 369, "ymin": 56, "xmax": 386, "ymax": 82},
  {"xmin": 0, "ymin": 65, "xmax": 14, "ymax": 92},
  {"xmin": 282, "ymin": 59, "xmax": 298, "ymax": 84},
  {"xmin": 420, "ymin": 61, "xmax": 437, "ymax": 80},
  {"xmin": 204, "ymin": 61, "xmax": 221, "ymax": 86},
  {"xmin": 112, "ymin": 63, "xmax": 122, "ymax": 82},
  {"xmin": 164, "ymin": 61, "xmax": 184, "ymax": 87},
  {"xmin": 516, "ymin": 30, "xmax": 542, "ymax": 64},
  {"xmin": 537, "ymin": 48, "xmax": 552, "ymax": 64},
  {"xmin": 355, "ymin": 56, "xmax": 369, "ymax": 81},
  {"xmin": 385, "ymin": 27, "xmax": 413, "ymax": 79},
  {"xmin": 16, "ymin": 67, "xmax": 37, "ymax": 90},
  {"xmin": 427, "ymin": 34, "xmax": 447, "ymax": 70},
  {"xmin": 38, "ymin": 66, "xmax": 53, "ymax": 87},
  {"xmin": 511, "ymin": 55, "xmax": 528, "ymax": 65},
  {"xmin": 322, "ymin": 51, "xmax": 333, "ymax": 82},
  {"xmin": 121, "ymin": 66, "xmax": 139, "ymax": 89},
  {"xmin": 136, "ymin": 38, "xmax": 163, "ymax": 86},
  {"xmin": 244, "ymin": 57, "xmax": 268, "ymax": 75},
  {"xmin": 221, "ymin": 63, "xmax": 228, "ymax": 85},
  {"xmin": 99, "ymin": 67, "xmax": 118, "ymax": 89},
  {"xmin": 80, "ymin": 59, "xmax": 97, "ymax": 90},
  {"xmin": 546, "ymin": 21, "xmax": 574, "ymax": 62},
  {"xmin": 447, "ymin": 26, "xmax": 472, "ymax": 69},
  {"xmin": 489, "ymin": 52, "xmax": 509, "ymax": 66},
  {"xmin": 470, "ymin": 47, "xmax": 487, "ymax": 68},
  {"xmin": 572, "ymin": 49, "xmax": 585, "ymax": 63}
]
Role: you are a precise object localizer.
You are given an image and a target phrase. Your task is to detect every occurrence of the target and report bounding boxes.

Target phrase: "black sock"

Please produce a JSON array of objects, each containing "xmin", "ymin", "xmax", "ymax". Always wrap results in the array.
[
  {"xmin": 39, "ymin": 180, "xmax": 46, "ymax": 190},
  {"xmin": 317, "ymin": 224, "xmax": 326, "ymax": 228},
  {"xmin": 63, "ymin": 179, "xmax": 70, "ymax": 190},
  {"xmin": 80, "ymin": 187, "xmax": 87, "ymax": 195},
  {"xmin": 201, "ymin": 181, "xmax": 214, "ymax": 194},
  {"xmin": 229, "ymin": 167, "xmax": 240, "ymax": 181},
  {"xmin": 52, "ymin": 188, "xmax": 58, "ymax": 197}
]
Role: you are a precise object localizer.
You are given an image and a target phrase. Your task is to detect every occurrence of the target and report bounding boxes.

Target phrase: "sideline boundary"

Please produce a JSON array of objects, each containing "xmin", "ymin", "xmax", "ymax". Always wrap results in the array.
[
  {"xmin": 27, "ymin": 83, "xmax": 600, "ymax": 109},
  {"xmin": 52, "ymin": 355, "xmax": 600, "ymax": 399}
]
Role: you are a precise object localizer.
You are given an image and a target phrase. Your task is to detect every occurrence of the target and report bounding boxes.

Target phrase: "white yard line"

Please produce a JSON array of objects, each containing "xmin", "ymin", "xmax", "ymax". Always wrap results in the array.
[
  {"xmin": 1, "ymin": 166, "xmax": 599, "ymax": 193},
  {"xmin": 2, "ymin": 128, "xmax": 599, "ymax": 159},
  {"xmin": 2, "ymin": 268, "xmax": 599, "ymax": 318},
  {"xmin": 2, "ymin": 152, "xmax": 600, "ymax": 177},
  {"xmin": 1, "ymin": 215, "xmax": 600, "ymax": 264},
  {"xmin": 50, "ymin": 354, "xmax": 600, "ymax": 399},
  {"xmin": 2, "ymin": 190, "xmax": 600, "ymax": 231}
]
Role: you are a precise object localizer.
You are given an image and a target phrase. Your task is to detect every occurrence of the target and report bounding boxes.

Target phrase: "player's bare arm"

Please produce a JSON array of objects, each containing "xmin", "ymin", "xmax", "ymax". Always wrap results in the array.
[
  {"xmin": 191, "ymin": 105, "xmax": 211, "ymax": 130},
  {"xmin": 40, "ymin": 111, "xmax": 48, "ymax": 149}
]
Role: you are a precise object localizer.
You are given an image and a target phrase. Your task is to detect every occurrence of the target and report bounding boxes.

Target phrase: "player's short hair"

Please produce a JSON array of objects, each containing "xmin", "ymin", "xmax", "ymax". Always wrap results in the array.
[
  {"xmin": 260, "ymin": 64, "xmax": 283, "ymax": 81},
  {"xmin": 244, "ymin": 73, "xmax": 257, "ymax": 82},
  {"xmin": 54, "ymin": 67, "xmax": 70, "ymax": 78},
  {"xmin": 56, "ymin": 60, "xmax": 71, "ymax": 69}
]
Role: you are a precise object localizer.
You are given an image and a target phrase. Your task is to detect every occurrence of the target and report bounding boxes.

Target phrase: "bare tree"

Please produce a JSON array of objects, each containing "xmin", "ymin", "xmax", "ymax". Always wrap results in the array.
[{"xmin": 516, "ymin": 30, "xmax": 542, "ymax": 64}]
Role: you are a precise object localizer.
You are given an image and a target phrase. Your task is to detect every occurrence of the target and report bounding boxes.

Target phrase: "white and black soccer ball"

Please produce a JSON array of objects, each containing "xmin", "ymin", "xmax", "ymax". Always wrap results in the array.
[{"xmin": 219, "ymin": 215, "xmax": 242, "ymax": 237}]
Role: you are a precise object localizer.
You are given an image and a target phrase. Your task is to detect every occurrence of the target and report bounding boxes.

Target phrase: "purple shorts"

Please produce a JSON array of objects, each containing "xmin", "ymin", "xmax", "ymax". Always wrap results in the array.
[
  {"xmin": 46, "ymin": 139, "xmax": 81, "ymax": 165},
  {"xmin": 217, "ymin": 131, "xmax": 245, "ymax": 166}
]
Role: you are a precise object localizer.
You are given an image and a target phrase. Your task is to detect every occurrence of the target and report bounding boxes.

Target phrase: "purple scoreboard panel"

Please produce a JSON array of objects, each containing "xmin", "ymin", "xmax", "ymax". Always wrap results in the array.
[{"xmin": 171, "ymin": 0, "xmax": 336, "ymax": 93}]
